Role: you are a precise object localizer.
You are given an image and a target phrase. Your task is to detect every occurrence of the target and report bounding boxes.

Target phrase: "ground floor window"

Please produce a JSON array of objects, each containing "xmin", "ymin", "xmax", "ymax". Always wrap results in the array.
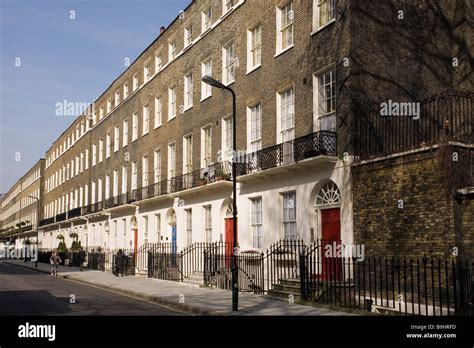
[
  {"xmin": 282, "ymin": 191, "xmax": 297, "ymax": 240},
  {"xmin": 251, "ymin": 198, "xmax": 262, "ymax": 248},
  {"xmin": 185, "ymin": 209, "xmax": 192, "ymax": 246},
  {"xmin": 204, "ymin": 206, "xmax": 212, "ymax": 242}
]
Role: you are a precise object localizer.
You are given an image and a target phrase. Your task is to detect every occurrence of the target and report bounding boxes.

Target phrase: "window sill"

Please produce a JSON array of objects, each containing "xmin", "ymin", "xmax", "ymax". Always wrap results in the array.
[
  {"xmin": 168, "ymin": 115, "xmax": 176, "ymax": 122},
  {"xmin": 153, "ymin": 124, "xmax": 162, "ymax": 130},
  {"xmin": 274, "ymin": 44, "xmax": 294, "ymax": 58},
  {"xmin": 224, "ymin": 80, "xmax": 235, "ymax": 87},
  {"xmin": 200, "ymin": 94, "xmax": 212, "ymax": 102},
  {"xmin": 246, "ymin": 64, "xmax": 261, "ymax": 75},
  {"xmin": 311, "ymin": 19, "xmax": 336, "ymax": 36},
  {"xmin": 142, "ymin": 132, "xmax": 149, "ymax": 136},
  {"xmin": 183, "ymin": 105, "xmax": 193, "ymax": 113}
]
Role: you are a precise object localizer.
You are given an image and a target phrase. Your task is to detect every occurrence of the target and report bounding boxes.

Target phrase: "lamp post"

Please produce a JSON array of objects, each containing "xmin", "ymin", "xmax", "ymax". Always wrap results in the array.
[
  {"xmin": 201, "ymin": 75, "xmax": 238, "ymax": 311},
  {"xmin": 27, "ymin": 196, "xmax": 40, "ymax": 268}
]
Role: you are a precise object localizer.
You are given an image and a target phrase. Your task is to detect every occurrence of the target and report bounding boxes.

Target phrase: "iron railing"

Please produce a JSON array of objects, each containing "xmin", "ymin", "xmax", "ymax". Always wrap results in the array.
[
  {"xmin": 236, "ymin": 131, "xmax": 337, "ymax": 175},
  {"xmin": 67, "ymin": 207, "xmax": 82, "ymax": 219},
  {"xmin": 55, "ymin": 212, "xmax": 67, "ymax": 222},
  {"xmin": 300, "ymin": 243, "xmax": 473, "ymax": 315},
  {"xmin": 353, "ymin": 90, "xmax": 473, "ymax": 160}
]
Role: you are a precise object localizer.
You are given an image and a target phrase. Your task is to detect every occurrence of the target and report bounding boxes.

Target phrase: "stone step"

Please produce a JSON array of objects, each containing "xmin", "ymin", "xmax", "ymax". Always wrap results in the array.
[
  {"xmin": 266, "ymin": 290, "xmax": 302, "ymax": 302},
  {"xmin": 278, "ymin": 278, "xmax": 301, "ymax": 286},
  {"xmin": 272, "ymin": 283, "xmax": 301, "ymax": 293}
]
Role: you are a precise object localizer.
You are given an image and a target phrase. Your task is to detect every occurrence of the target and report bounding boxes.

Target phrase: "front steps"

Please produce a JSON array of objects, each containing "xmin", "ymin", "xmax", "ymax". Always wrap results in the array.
[{"xmin": 266, "ymin": 279, "xmax": 302, "ymax": 302}]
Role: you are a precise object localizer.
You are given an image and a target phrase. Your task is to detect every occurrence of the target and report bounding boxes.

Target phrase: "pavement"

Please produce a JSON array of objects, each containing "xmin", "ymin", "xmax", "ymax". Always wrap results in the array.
[{"xmin": 3, "ymin": 259, "xmax": 351, "ymax": 316}]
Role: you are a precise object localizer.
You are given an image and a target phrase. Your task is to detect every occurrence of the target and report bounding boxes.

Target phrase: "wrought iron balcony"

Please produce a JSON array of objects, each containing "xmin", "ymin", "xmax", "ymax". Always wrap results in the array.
[
  {"xmin": 55, "ymin": 212, "xmax": 67, "ymax": 222},
  {"xmin": 67, "ymin": 207, "xmax": 82, "ymax": 219},
  {"xmin": 39, "ymin": 217, "xmax": 55, "ymax": 227},
  {"xmin": 236, "ymin": 131, "xmax": 337, "ymax": 176},
  {"xmin": 136, "ymin": 180, "xmax": 169, "ymax": 201},
  {"xmin": 169, "ymin": 161, "xmax": 232, "ymax": 194}
]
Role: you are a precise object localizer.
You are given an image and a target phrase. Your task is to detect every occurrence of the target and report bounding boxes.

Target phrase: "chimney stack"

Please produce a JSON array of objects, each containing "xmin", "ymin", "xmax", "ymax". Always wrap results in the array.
[{"xmin": 160, "ymin": 26, "xmax": 166, "ymax": 34}]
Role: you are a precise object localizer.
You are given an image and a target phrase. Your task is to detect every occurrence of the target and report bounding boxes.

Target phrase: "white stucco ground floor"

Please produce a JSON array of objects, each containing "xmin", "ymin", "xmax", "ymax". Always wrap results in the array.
[{"xmin": 38, "ymin": 158, "xmax": 353, "ymax": 254}]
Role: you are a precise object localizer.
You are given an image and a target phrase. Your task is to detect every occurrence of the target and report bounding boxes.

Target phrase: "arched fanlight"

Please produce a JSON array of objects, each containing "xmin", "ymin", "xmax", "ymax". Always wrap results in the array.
[{"xmin": 316, "ymin": 181, "xmax": 341, "ymax": 206}]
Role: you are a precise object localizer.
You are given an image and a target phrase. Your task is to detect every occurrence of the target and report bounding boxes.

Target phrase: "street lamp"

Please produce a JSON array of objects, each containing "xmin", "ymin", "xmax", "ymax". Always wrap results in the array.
[
  {"xmin": 201, "ymin": 75, "xmax": 238, "ymax": 311},
  {"xmin": 27, "ymin": 196, "xmax": 40, "ymax": 268}
]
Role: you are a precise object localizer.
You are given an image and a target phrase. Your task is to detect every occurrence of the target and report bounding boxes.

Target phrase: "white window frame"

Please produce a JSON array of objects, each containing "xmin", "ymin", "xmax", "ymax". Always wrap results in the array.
[
  {"xmin": 202, "ymin": 7, "xmax": 212, "ymax": 33},
  {"xmin": 201, "ymin": 58, "xmax": 212, "ymax": 101},
  {"xmin": 222, "ymin": 42, "xmax": 236, "ymax": 85},
  {"xmin": 276, "ymin": 87, "xmax": 295, "ymax": 143},
  {"xmin": 204, "ymin": 205, "xmax": 212, "ymax": 242},
  {"xmin": 183, "ymin": 134, "xmax": 193, "ymax": 174},
  {"xmin": 99, "ymin": 139, "xmax": 104, "ymax": 162},
  {"xmin": 223, "ymin": 0, "xmax": 235, "ymax": 15},
  {"xmin": 113, "ymin": 170, "xmax": 119, "ymax": 197},
  {"xmin": 144, "ymin": 63, "xmax": 151, "ymax": 83},
  {"xmin": 221, "ymin": 116, "xmax": 233, "ymax": 160},
  {"xmin": 185, "ymin": 209, "xmax": 192, "ymax": 246},
  {"xmin": 168, "ymin": 142, "xmax": 176, "ymax": 179},
  {"xmin": 115, "ymin": 90, "xmax": 120, "ymax": 107},
  {"xmin": 276, "ymin": 1, "xmax": 294, "ymax": 55},
  {"xmin": 142, "ymin": 155, "xmax": 149, "ymax": 188},
  {"xmin": 247, "ymin": 23, "xmax": 262, "ymax": 73},
  {"xmin": 184, "ymin": 72, "xmax": 193, "ymax": 110},
  {"xmin": 314, "ymin": 66, "xmax": 336, "ymax": 131},
  {"xmin": 282, "ymin": 191, "xmax": 297, "ymax": 240},
  {"xmin": 121, "ymin": 166, "xmax": 128, "ymax": 194},
  {"xmin": 247, "ymin": 102, "xmax": 262, "ymax": 152},
  {"xmin": 184, "ymin": 25, "xmax": 193, "ymax": 47},
  {"xmin": 169, "ymin": 41, "xmax": 177, "ymax": 61},
  {"xmin": 133, "ymin": 74, "xmax": 139, "ymax": 91},
  {"xmin": 251, "ymin": 197, "xmax": 263, "ymax": 248},
  {"xmin": 155, "ymin": 52, "xmax": 163, "ymax": 72},
  {"xmin": 168, "ymin": 85, "xmax": 177, "ymax": 120},
  {"xmin": 143, "ymin": 105, "xmax": 150, "ymax": 135},
  {"xmin": 92, "ymin": 143, "xmax": 97, "ymax": 166},
  {"xmin": 131, "ymin": 161, "xmax": 138, "ymax": 191},
  {"xmin": 107, "ymin": 99, "xmax": 112, "ymax": 113},
  {"xmin": 105, "ymin": 175, "xmax": 110, "ymax": 200},
  {"xmin": 154, "ymin": 149, "xmax": 162, "ymax": 184},
  {"xmin": 106, "ymin": 134, "xmax": 111, "ymax": 158},
  {"xmin": 123, "ymin": 119, "xmax": 128, "ymax": 147},
  {"xmin": 85, "ymin": 148, "xmax": 89, "ymax": 169},
  {"xmin": 123, "ymin": 84, "xmax": 129, "ymax": 99},
  {"xmin": 154, "ymin": 97, "xmax": 162, "ymax": 128},
  {"xmin": 313, "ymin": 0, "xmax": 336, "ymax": 33},
  {"xmin": 114, "ymin": 125, "xmax": 120, "ymax": 152},
  {"xmin": 132, "ymin": 113, "xmax": 139, "ymax": 141},
  {"xmin": 201, "ymin": 125, "xmax": 212, "ymax": 168}
]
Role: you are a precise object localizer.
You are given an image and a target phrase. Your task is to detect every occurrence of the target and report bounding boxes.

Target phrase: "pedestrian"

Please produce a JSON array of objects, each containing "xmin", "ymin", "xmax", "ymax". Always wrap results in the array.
[
  {"xmin": 49, "ymin": 250, "xmax": 62, "ymax": 279},
  {"xmin": 115, "ymin": 249, "xmax": 124, "ymax": 277},
  {"xmin": 79, "ymin": 247, "xmax": 86, "ymax": 271}
]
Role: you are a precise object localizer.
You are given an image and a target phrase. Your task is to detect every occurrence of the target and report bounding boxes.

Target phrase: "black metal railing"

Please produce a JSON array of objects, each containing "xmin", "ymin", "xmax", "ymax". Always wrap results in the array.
[
  {"xmin": 55, "ymin": 212, "xmax": 67, "ymax": 222},
  {"xmin": 67, "ymin": 207, "xmax": 82, "ymax": 219},
  {"xmin": 236, "ymin": 131, "xmax": 337, "ymax": 176},
  {"xmin": 300, "ymin": 244, "xmax": 473, "ymax": 316},
  {"xmin": 169, "ymin": 162, "xmax": 232, "ymax": 194},
  {"xmin": 39, "ymin": 217, "xmax": 55, "ymax": 227},
  {"xmin": 353, "ymin": 90, "xmax": 473, "ymax": 160}
]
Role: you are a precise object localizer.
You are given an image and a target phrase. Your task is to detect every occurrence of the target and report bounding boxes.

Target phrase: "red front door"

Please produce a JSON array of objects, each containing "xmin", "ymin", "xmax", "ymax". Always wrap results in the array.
[
  {"xmin": 321, "ymin": 208, "xmax": 341, "ymax": 279},
  {"xmin": 225, "ymin": 218, "xmax": 237, "ymax": 268}
]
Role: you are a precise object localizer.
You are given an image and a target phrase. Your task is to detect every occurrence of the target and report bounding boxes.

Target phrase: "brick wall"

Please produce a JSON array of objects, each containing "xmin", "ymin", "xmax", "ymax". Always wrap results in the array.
[{"xmin": 353, "ymin": 146, "xmax": 474, "ymax": 258}]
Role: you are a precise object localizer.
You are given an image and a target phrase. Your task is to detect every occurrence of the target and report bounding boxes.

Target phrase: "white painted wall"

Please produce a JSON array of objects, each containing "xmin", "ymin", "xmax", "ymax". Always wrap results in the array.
[{"xmin": 38, "ymin": 160, "xmax": 353, "ymax": 253}]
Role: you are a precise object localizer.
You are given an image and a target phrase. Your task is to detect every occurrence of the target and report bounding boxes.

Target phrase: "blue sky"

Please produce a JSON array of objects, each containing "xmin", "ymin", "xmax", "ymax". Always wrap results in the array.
[{"xmin": 0, "ymin": 0, "xmax": 190, "ymax": 193}]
